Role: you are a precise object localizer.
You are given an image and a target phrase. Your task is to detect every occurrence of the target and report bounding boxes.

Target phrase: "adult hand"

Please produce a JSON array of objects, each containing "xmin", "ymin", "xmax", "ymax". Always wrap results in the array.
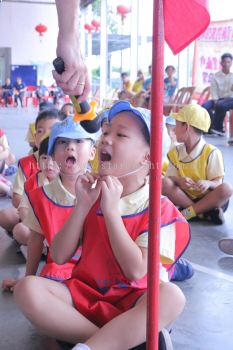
[
  {"xmin": 53, "ymin": 34, "xmax": 91, "ymax": 101},
  {"xmin": 54, "ymin": 0, "xmax": 91, "ymax": 101},
  {"xmin": 100, "ymin": 176, "xmax": 123, "ymax": 215}
]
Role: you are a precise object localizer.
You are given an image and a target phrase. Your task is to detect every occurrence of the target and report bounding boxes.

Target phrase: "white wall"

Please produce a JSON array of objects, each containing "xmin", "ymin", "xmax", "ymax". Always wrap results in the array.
[{"xmin": 0, "ymin": 2, "xmax": 58, "ymax": 84}]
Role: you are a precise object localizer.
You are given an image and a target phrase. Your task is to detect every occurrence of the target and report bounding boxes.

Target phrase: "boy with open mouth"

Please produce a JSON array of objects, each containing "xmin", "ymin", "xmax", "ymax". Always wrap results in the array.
[{"xmin": 14, "ymin": 102, "xmax": 190, "ymax": 350}]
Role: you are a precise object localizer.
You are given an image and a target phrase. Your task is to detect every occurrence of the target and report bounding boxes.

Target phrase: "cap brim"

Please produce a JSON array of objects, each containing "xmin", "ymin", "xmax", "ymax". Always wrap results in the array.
[{"xmin": 108, "ymin": 101, "xmax": 150, "ymax": 134}]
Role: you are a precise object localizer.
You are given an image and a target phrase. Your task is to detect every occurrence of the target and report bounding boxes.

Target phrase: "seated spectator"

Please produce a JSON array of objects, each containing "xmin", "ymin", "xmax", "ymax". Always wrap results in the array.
[
  {"xmin": 35, "ymin": 79, "xmax": 49, "ymax": 103},
  {"xmin": 121, "ymin": 72, "xmax": 133, "ymax": 92},
  {"xmin": 164, "ymin": 65, "xmax": 178, "ymax": 103},
  {"xmin": 118, "ymin": 89, "xmax": 133, "ymax": 101},
  {"xmin": 202, "ymin": 53, "xmax": 233, "ymax": 136},
  {"xmin": 50, "ymin": 82, "xmax": 64, "ymax": 105},
  {"xmin": 2, "ymin": 78, "xmax": 13, "ymax": 107},
  {"xmin": 143, "ymin": 65, "xmax": 152, "ymax": 91},
  {"xmin": 59, "ymin": 103, "xmax": 74, "ymax": 120},
  {"xmin": 132, "ymin": 69, "xmax": 145, "ymax": 93},
  {"xmin": 162, "ymin": 104, "xmax": 233, "ymax": 225},
  {"xmin": 13, "ymin": 77, "xmax": 26, "ymax": 107}
]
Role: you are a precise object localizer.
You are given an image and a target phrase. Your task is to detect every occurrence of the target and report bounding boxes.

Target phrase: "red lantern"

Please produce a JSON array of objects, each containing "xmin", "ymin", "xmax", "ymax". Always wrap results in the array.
[
  {"xmin": 35, "ymin": 23, "xmax": 47, "ymax": 37},
  {"xmin": 117, "ymin": 5, "xmax": 131, "ymax": 22},
  {"xmin": 91, "ymin": 19, "xmax": 101, "ymax": 32},
  {"xmin": 84, "ymin": 23, "xmax": 95, "ymax": 34}
]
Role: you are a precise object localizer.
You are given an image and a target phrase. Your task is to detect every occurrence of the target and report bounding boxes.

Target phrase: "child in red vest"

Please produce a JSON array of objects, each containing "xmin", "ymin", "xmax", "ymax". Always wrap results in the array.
[
  {"xmin": 0, "ymin": 109, "xmax": 61, "ymax": 235},
  {"xmin": 4, "ymin": 117, "xmax": 97, "ymax": 293},
  {"xmin": 12, "ymin": 136, "xmax": 59, "ymax": 246},
  {"xmin": 14, "ymin": 102, "xmax": 189, "ymax": 350},
  {"xmin": 2, "ymin": 137, "xmax": 59, "ymax": 292}
]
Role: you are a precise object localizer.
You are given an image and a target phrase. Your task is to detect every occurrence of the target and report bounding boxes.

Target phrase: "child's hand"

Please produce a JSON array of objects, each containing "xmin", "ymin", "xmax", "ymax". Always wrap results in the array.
[
  {"xmin": 196, "ymin": 180, "xmax": 211, "ymax": 193},
  {"xmin": 75, "ymin": 172, "xmax": 102, "ymax": 210},
  {"xmin": 179, "ymin": 177, "xmax": 196, "ymax": 191},
  {"xmin": 2, "ymin": 279, "xmax": 18, "ymax": 293},
  {"xmin": 100, "ymin": 176, "xmax": 123, "ymax": 214}
]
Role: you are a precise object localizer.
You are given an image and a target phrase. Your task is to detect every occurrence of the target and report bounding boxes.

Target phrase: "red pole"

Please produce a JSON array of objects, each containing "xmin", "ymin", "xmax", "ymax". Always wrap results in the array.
[{"xmin": 147, "ymin": 0, "xmax": 164, "ymax": 349}]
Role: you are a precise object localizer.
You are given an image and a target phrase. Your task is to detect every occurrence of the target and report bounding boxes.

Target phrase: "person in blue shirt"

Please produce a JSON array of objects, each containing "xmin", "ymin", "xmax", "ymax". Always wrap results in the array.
[
  {"xmin": 143, "ymin": 65, "xmax": 152, "ymax": 91},
  {"xmin": 164, "ymin": 65, "xmax": 178, "ymax": 103},
  {"xmin": 36, "ymin": 80, "xmax": 49, "ymax": 103},
  {"xmin": 2, "ymin": 78, "xmax": 13, "ymax": 107},
  {"xmin": 13, "ymin": 77, "xmax": 26, "ymax": 107}
]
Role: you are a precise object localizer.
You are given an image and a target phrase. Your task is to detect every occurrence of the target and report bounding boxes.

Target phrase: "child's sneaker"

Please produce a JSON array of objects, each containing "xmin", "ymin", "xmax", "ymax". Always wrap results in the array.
[
  {"xmin": 159, "ymin": 329, "xmax": 173, "ymax": 350},
  {"xmin": 218, "ymin": 238, "xmax": 233, "ymax": 255},
  {"xmin": 203, "ymin": 207, "xmax": 225, "ymax": 225},
  {"xmin": 171, "ymin": 258, "xmax": 194, "ymax": 282}
]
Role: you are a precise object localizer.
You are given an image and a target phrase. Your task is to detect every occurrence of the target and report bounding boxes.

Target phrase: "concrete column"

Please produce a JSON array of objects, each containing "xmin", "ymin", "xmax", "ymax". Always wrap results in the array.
[{"xmin": 100, "ymin": 0, "xmax": 107, "ymax": 105}]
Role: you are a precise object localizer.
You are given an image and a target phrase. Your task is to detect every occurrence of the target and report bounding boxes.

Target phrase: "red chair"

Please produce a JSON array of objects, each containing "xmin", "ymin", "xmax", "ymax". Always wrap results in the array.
[{"xmin": 25, "ymin": 86, "xmax": 38, "ymax": 107}]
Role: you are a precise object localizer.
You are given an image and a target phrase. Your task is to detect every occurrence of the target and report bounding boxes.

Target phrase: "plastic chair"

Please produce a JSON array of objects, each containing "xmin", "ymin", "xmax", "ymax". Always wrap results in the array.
[
  {"xmin": 25, "ymin": 86, "xmax": 38, "ymax": 107},
  {"xmin": 163, "ymin": 86, "xmax": 196, "ymax": 115},
  {"xmin": 197, "ymin": 86, "xmax": 211, "ymax": 105}
]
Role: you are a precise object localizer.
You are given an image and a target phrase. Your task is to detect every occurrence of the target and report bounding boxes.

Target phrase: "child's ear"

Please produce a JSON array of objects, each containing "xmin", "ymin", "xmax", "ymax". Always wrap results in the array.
[
  {"xmin": 89, "ymin": 146, "xmax": 96, "ymax": 161},
  {"xmin": 141, "ymin": 152, "xmax": 151, "ymax": 165}
]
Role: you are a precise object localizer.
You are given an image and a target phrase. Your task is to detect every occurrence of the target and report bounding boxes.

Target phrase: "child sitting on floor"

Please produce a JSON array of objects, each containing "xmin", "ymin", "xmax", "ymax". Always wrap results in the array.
[
  {"xmin": 11, "ymin": 136, "xmax": 59, "ymax": 246},
  {"xmin": 2, "ymin": 117, "xmax": 97, "ymax": 291},
  {"xmin": 0, "ymin": 109, "xmax": 61, "ymax": 235},
  {"xmin": 14, "ymin": 101, "xmax": 190, "ymax": 350},
  {"xmin": 162, "ymin": 104, "xmax": 233, "ymax": 224}
]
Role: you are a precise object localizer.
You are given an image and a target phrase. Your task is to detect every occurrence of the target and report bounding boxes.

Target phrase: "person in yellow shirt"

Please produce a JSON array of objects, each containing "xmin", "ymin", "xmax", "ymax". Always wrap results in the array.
[
  {"xmin": 121, "ymin": 72, "xmax": 133, "ymax": 92},
  {"xmin": 132, "ymin": 69, "xmax": 145, "ymax": 93},
  {"xmin": 162, "ymin": 104, "xmax": 233, "ymax": 224}
]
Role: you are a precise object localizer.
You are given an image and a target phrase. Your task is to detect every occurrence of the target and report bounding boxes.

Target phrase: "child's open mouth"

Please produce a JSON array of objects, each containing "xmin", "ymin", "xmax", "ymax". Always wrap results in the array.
[
  {"xmin": 100, "ymin": 152, "xmax": 112, "ymax": 162},
  {"xmin": 66, "ymin": 156, "xmax": 77, "ymax": 167}
]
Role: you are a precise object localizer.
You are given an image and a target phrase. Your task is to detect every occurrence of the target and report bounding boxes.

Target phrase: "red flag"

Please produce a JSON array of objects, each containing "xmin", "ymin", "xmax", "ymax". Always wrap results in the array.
[{"xmin": 164, "ymin": 0, "xmax": 210, "ymax": 54}]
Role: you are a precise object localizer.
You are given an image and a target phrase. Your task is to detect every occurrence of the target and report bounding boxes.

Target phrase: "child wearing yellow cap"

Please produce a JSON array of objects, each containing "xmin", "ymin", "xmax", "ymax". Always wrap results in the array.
[{"xmin": 162, "ymin": 104, "xmax": 233, "ymax": 224}]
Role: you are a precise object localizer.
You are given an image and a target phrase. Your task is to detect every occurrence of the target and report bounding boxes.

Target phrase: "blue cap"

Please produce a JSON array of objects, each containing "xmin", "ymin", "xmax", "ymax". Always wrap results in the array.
[
  {"xmin": 48, "ymin": 116, "xmax": 98, "ymax": 155},
  {"xmin": 108, "ymin": 101, "xmax": 151, "ymax": 135}
]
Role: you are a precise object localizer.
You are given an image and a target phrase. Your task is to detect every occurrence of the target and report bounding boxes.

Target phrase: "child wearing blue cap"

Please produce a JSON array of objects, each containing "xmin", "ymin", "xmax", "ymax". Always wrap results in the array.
[
  {"xmin": 11, "ymin": 117, "xmax": 97, "ymax": 288},
  {"xmin": 14, "ymin": 102, "xmax": 189, "ymax": 350}
]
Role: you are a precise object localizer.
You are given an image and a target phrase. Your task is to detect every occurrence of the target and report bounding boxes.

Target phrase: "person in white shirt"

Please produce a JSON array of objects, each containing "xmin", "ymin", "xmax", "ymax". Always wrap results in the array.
[{"xmin": 202, "ymin": 52, "xmax": 233, "ymax": 135}]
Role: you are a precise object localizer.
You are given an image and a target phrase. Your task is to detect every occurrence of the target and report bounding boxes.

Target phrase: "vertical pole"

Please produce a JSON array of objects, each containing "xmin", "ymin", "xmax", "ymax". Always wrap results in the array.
[
  {"xmin": 147, "ymin": 0, "xmax": 164, "ymax": 349},
  {"xmin": 130, "ymin": 0, "xmax": 139, "ymax": 82},
  {"xmin": 100, "ymin": 0, "xmax": 107, "ymax": 105}
]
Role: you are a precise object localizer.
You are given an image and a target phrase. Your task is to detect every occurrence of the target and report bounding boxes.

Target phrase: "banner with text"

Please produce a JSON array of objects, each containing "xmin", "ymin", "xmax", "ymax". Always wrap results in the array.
[{"xmin": 192, "ymin": 19, "xmax": 233, "ymax": 92}]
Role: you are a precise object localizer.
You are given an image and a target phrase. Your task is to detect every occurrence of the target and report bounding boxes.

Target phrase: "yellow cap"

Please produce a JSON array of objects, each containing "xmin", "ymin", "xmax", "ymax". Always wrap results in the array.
[{"xmin": 171, "ymin": 104, "xmax": 211, "ymax": 132}]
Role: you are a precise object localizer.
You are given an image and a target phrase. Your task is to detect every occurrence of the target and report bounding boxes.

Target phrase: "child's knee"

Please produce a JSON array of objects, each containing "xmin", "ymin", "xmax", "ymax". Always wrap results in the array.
[
  {"xmin": 217, "ymin": 182, "xmax": 233, "ymax": 199},
  {"xmin": 14, "ymin": 276, "xmax": 40, "ymax": 310},
  {"xmin": 159, "ymin": 282, "xmax": 186, "ymax": 320},
  {"xmin": 162, "ymin": 177, "xmax": 175, "ymax": 195}
]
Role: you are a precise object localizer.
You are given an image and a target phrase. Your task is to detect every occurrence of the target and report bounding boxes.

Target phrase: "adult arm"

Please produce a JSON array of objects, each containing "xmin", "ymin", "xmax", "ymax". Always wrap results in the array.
[{"xmin": 54, "ymin": 0, "xmax": 90, "ymax": 100}]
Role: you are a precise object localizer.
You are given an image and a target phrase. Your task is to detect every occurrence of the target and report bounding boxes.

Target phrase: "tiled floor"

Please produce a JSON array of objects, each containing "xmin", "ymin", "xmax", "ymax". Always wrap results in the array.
[{"xmin": 0, "ymin": 107, "xmax": 233, "ymax": 350}]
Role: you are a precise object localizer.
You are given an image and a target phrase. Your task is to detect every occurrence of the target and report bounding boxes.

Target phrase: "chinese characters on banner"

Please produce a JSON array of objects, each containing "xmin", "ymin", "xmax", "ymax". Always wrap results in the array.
[{"xmin": 192, "ymin": 19, "xmax": 233, "ymax": 92}]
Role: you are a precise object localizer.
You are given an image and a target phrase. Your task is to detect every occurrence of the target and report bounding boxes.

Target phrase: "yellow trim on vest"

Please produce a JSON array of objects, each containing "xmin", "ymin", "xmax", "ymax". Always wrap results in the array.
[{"xmin": 168, "ymin": 143, "xmax": 216, "ymax": 199}]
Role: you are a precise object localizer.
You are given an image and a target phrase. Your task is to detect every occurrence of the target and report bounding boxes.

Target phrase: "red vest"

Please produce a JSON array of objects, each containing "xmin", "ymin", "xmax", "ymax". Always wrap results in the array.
[
  {"xmin": 18, "ymin": 153, "xmax": 38, "ymax": 180},
  {"xmin": 24, "ymin": 172, "xmax": 40, "ymax": 193},
  {"xmin": 65, "ymin": 197, "xmax": 190, "ymax": 327},
  {"xmin": 27, "ymin": 186, "xmax": 79, "ymax": 281}
]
